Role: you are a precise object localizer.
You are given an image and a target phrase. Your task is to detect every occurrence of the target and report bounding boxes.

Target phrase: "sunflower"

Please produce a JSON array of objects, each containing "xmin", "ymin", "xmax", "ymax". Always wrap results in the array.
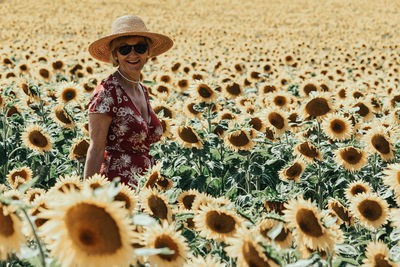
[
  {"xmin": 363, "ymin": 127, "xmax": 395, "ymax": 161},
  {"xmin": 334, "ymin": 146, "xmax": 368, "ymax": 172},
  {"xmin": 143, "ymin": 222, "xmax": 189, "ymax": 267},
  {"xmin": 152, "ymin": 100, "xmax": 175, "ymax": 119},
  {"xmin": 48, "ymin": 175, "xmax": 83, "ymax": 195},
  {"xmin": 302, "ymin": 93, "xmax": 333, "ymax": 120},
  {"xmin": 327, "ymin": 199, "xmax": 354, "ymax": 226},
  {"xmin": 192, "ymin": 83, "xmax": 217, "ymax": 103},
  {"xmin": 183, "ymin": 98, "xmax": 202, "ymax": 119},
  {"xmin": 30, "ymin": 196, "xmax": 50, "ymax": 230},
  {"xmin": 350, "ymin": 192, "xmax": 388, "ymax": 230},
  {"xmin": 6, "ymin": 166, "xmax": 33, "ymax": 190},
  {"xmin": 246, "ymin": 114, "xmax": 267, "ymax": 133},
  {"xmin": 24, "ymin": 188, "xmax": 46, "ymax": 204},
  {"xmin": 56, "ymin": 81, "xmax": 80, "ymax": 104},
  {"xmin": 225, "ymin": 228, "xmax": 280, "ymax": 267},
  {"xmin": 160, "ymin": 118, "xmax": 173, "ymax": 139},
  {"xmin": 300, "ymin": 81, "xmax": 319, "ymax": 97},
  {"xmin": 264, "ymin": 126, "xmax": 277, "ymax": 142},
  {"xmin": 69, "ymin": 138, "xmax": 90, "ymax": 161},
  {"xmin": 297, "ymin": 243, "xmax": 329, "ymax": 260},
  {"xmin": 382, "ymin": 163, "xmax": 400, "ymax": 196},
  {"xmin": 362, "ymin": 240, "xmax": 398, "ymax": 267},
  {"xmin": 39, "ymin": 188, "xmax": 135, "ymax": 267},
  {"xmin": 283, "ymin": 196, "xmax": 340, "ymax": 251},
  {"xmin": 139, "ymin": 188, "xmax": 172, "ymax": 223},
  {"xmin": 177, "ymin": 79, "xmax": 190, "ymax": 91},
  {"xmin": 270, "ymin": 92, "xmax": 291, "ymax": 109},
  {"xmin": 279, "ymin": 159, "xmax": 306, "ymax": 182},
  {"xmin": 177, "ymin": 189, "xmax": 200, "ymax": 212},
  {"xmin": 156, "ymin": 176, "xmax": 174, "ymax": 191},
  {"xmin": 175, "ymin": 125, "xmax": 203, "ymax": 149},
  {"xmin": 224, "ymin": 129, "xmax": 254, "ymax": 152},
  {"xmin": 21, "ymin": 124, "xmax": 52, "ymax": 153},
  {"xmin": 143, "ymin": 162, "xmax": 163, "ymax": 189},
  {"xmin": 183, "ymin": 254, "xmax": 225, "ymax": 267},
  {"xmin": 265, "ymin": 109, "xmax": 288, "ymax": 136},
  {"xmin": 0, "ymin": 204, "xmax": 25, "ymax": 260},
  {"xmin": 350, "ymin": 100, "xmax": 374, "ymax": 121},
  {"xmin": 293, "ymin": 141, "xmax": 322, "ymax": 164},
  {"xmin": 51, "ymin": 103, "xmax": 74, "ymax": 129},
  {"xmin": 256, "ymin": 218, "xmax": 293, "ymax": 249},
  {"xmin": 321, "ymin": 113, "xmax": 353, "ymax": 141},
  {"xmin": 194, "ymin": 205, "xmax": 243, "ymax": 243},
  {"xmin": 84, "ymin": 173, "xmax": 111, "ymax": 190},
  {"xmin": 345, "ymin": 180, "xmax": 372, "ymax": 201},
  {"xmin": 223, "ymin": 82, "xmax": 242, "ymax": 98},
  {"xmin": 190, "ymin": 192, "xmax": 212, "ymax": 211},
  {"xmin": 264, "ymin": 200, "xmax": 286, "ymax": 215}
]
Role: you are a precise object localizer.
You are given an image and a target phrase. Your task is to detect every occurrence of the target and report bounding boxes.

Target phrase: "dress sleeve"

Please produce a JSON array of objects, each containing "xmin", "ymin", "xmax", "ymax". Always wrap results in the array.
[{"xmin": 88, "ymin": 83, "xmax": 116, "ymax": 117}]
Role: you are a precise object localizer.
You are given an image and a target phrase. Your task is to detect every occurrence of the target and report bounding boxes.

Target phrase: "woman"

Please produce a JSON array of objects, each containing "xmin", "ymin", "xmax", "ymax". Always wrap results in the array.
[{"xmin": 84, "ymin": 15, "xmax": 173, "ymax": 187}]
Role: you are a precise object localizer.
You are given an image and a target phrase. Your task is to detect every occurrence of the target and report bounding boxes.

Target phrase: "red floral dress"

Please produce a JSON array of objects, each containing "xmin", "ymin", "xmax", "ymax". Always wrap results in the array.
[{"xmin": 88, "ymin": 73, "xmax": 163, "ymax": 187}]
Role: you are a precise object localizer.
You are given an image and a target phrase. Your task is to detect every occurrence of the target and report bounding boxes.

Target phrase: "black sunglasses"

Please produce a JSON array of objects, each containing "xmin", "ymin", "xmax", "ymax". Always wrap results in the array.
[{"xmin": 117, "ymin": 43, "xmax": 148, "ymax": 55}]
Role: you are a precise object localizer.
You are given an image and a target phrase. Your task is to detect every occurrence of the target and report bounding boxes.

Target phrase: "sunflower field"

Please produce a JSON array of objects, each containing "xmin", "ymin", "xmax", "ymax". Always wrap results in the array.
[{"xmin": 2, "ymin": 0, "xmax": 400, "ymax": 266}]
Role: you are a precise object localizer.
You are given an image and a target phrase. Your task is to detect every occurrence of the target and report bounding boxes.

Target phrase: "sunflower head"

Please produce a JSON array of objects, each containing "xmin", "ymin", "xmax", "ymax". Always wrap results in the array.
[
  {"xmin": 7, "ymin": 166, "xmax": 33, "ymax": 190},
  {"xmin": 51, "ymin": 104, "xmax": 74, "ymax": 129},
  {"xmin": 279, "ymin": 159, "xmax": 305, "ymax": 182},
  {"xmin": 293, "ymin": 141, "xmax": 322, "ymax": 163},
  {"xmin": 84, "ymin": 173, "xmax": 111, "ymax": 190},
  {"xmin": 175, "ymin": 126, "xmax": 203, "ymax": 149},
  {"xmin": 335, "ymin": 146, "xmax": 367, "ymax": 172},
  {"xmin": 302, "ymin": 93, "xmax": 333, "ymax": 120},
  {"xmin": 350, "ymin": 192, "xmax": 388, "ymax": 230},
  {"xmin": 21, "ymin": 124, "xmax": 52, "ymax": 153},
  {"xmin": 177, "ymin": 189, "xmax": 200, "ymax": 211},
  {"xmin": 57, "ymin": 82, "xmax": 80, "ymax": 104},
  {"xmin": 363, "ymin": 240, "xmax": 396, "ymax": 267},
  {"xmin": 139, "ymin": 188, "xmax": 172, "ymax": 222},
  {"xmin": 69, "ymin": 138, "xmax": 90, "ymax": 161},
  {"xmin": 345, "ymin": 180, "xmax": 372, "ymax": 201},
  {"xmin": 224, "ymin": 129, "xmax": 254, "ymax": 152},
  {"xmin": 321, "ymin": 113, "xmax": 353, "ymax": 141}
]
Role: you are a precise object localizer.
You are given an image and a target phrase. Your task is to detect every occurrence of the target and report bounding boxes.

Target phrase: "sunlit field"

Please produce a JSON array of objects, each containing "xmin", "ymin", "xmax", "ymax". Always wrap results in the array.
[{"xmin": 2, "ymin": 0, "xmax": 400, "ymax": 266}]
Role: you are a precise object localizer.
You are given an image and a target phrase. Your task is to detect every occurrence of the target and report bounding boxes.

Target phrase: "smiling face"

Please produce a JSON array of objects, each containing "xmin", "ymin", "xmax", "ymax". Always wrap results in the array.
[{"xmin": 112, "ymin": 36, "xmax": 149, "ymax": 79}]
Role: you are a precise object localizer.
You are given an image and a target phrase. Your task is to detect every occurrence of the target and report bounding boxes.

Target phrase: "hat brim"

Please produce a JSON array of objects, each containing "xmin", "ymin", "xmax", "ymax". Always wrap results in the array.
[{"xmin": 88, "ymin": 32, "xmax": 173, "ymax": 63}]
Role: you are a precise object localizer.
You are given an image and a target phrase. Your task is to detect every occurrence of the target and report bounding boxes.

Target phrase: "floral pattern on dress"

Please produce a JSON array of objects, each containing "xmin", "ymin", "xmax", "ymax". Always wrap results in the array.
[{"xmin": 88, "ymin": 73, "xmax": 163, "ymax": 186}]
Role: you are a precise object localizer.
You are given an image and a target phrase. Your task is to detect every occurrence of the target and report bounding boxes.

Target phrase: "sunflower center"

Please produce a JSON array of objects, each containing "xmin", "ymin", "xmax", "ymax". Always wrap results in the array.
[
  {"xmin": 29, "ymin": 130, "xmax": 49, "ymax": 148},
  {"xmin": 188, "ymin": 103, "xmax": 200, "ymax": 115},
  {"xmin": 157, "ymin": 177, "xmax": 170, "ymax": 189},
  {"xmin": 264, "ymin": 128, "xmax": 275, "ymax": 140},
  {"xmin": 39, "ymin": 68, "xmax": 50, "ymax": 78},
  {"xmin": 351, "ymin": 185, "xmax": 367, "ymax": 196},
  {"xmin": 115, "ymin": 193, "xmax": 131, "ymax": 210},
  {"xmin": 374, "ymin": 254, "xmax": 393, "ymax": 267},
  {"xmin": 260, "ymin": 226, "xmax": 289, "ymax": 242},
  {"xmin": 341, "ymin": 148, "xmax": 362, "ymax": 164},
  {"xmin": 298, "ymin": 142, "xmax": 319, "ymax": 158},
  {"xmin": 205, "ymin": 211, "xmax": 236, "ymax": 234},
  {"xmin": 338, "ymin": 89, "xmax": 346, "ymax": 98},
  {"xmin": 146, "ymin": 172, "xmax": 159, "ymax": 188},
  {"xmin": 157, "ymin": 85, "xmax": 169, "ymax": 93},
  {"xmin": 331, "ymin": 202, "xmax": 351, "ymax": 222},
  {"xmin": 228, "ymin": 131, "xmax": 251, "ymax": 147},
  {"xmin": 305, "ymin": 98, "xmax": 330, "ymax": 117},
  {"xmin": 148, "ymin": 195, "xmax": 168, "ymax": 220},
  {"xmin": 11, "ymin": 170, "xmax": 28, "ymax": 183},
  {"xmin": 296, "ymin": 208, "xmax": 323, "ymax": 237},
  {"xmin": 63, "ymin": 89, "xmax": 76, "ymax": 101},
  {"xmin": 358, "ymin": 200, "xmax": 382, "ymax": 221},
  {"xmin": 330, "ymin": 120, "xmax": 345, "ymax": 133},
  {"xmin": 178, "ymin": 127, "xmax": 200, "ymax": 144},
  {"xmin": 303, "ymin": 84, "xmax": 317, "ymax": 96},
  {"xmin": 182, "ymin": 195, "xmax": 195, "ymax": 210},
  {"xmin": 249, "ymin": 117, "xmax": 262, "ymax": 131},
  {"xmin": 73, "ymin": 140, "xmax": 89, "ymax": 157},
  {"xmin": 354, "ymin": 103, "xmax": 370, "ymax": 117},
  {"xmin": 154, "ymin": 235, "xmax": 179, "ymax": 261},
  {"xmin": 226, "ymin": 83, "xmax": 241, "ymax": 96},
  {"xmin": 66, "ymin": 203, "xmax": 122, "ymax": 254},
  {"xmin": 55, "ymin": 109, "xmax": 72, "ymax": 124},
  {"xmin": 390, "ymin": 95, "xmax": 400, "ymax": 108},
  {"xmin": 242, "ymin": 241, "xmax": 271, "ymax": 267},
  {"xmin": 198, "ymin": 85, "xmax": 212, "ymax": 98},
  {"xmin": 154, "ymin": 106, "xmax": 172, "ymax": 118},
  {"xmin": 221, "ymin": 113, "xmax": 235, "ymax": 120},
  {"xmin": 268, "ymin": 112, "xmax": 285, "ymax": 129},
  {"xmin": 274, "ymin": 96, "xmax": 286, "ymax": 106},
  {"xmin": 285, "ymin": 163, "xmax": 302, "ymax": 179},
  {"xmin": 0, "ymin": 207, "xmax": 14, "ymax": 237},
  {"xmin": 371, "ymin": 135, "xmax": 390, "ymax": 154}
]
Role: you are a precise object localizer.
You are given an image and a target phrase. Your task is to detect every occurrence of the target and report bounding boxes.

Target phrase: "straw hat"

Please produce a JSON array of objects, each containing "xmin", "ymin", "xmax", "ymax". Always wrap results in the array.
[{"xmin": 89, "ymin": 15, "xmax": 173, "ymax": 63}]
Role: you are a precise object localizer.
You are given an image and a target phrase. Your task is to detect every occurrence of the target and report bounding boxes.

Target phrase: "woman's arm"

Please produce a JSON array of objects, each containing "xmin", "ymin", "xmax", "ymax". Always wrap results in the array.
[{"xmin": 84, "ymin": 113, "xmax": 112, "ymax": 179}]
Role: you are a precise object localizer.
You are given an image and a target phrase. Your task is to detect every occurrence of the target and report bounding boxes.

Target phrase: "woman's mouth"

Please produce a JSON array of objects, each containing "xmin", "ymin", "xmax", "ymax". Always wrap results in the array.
[{"xmin": 127, "ymin": 59, "xmax": 140, "ymax": 65}]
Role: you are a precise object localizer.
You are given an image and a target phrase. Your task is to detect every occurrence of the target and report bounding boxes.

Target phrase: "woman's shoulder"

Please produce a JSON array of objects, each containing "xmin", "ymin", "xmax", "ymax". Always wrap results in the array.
[{"xmin": 93, "ymin": 73, "xmax": 118, "ymax": 95}]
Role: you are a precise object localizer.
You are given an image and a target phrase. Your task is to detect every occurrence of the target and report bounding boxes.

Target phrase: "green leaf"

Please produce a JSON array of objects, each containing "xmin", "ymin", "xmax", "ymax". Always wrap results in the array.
[
  {"xmin": 390, "ymin": 228, "xmax": 400, "ymax": 242},
  {"xmin": 267, "ymin": 223, "xmax": 283, "ymax": 240},
  {"xmin": 334, "ymin": 244, "xmax": 358, "ymax": 256},
  {"xmin": 325, "ymin": 216, "xmax": 338, "ymax": 227},
  {"xmin": 134, "ymin": 247, "xmax": 174, "ymax": 256},
  {"xmin": 333, "ymin": 256, "xmax": 359, "ymax": 267},
  {"xmin": 286, "ymin": 259, "xmax": 315, "ymax": 267},
  {"xmin": 389, "ymin": 245, "xmax": 400, "ymax": 262},
  {"xmin": 133, "ymin": 214, "xmax": 157, "ymax": 226},
  {"xmin": 18, "ymin": 176, "xmax": 39, "ymax": 194}
]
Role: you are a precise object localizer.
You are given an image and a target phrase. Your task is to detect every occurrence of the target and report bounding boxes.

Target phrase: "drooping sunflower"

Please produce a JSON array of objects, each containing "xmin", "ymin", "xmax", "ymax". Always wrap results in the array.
[
  {"xmin": 114, "ymin": 184, "xmax": 136, "ymax": 213},
  {"xmin": 363, "ymin": 127, "xmax": 395, "ymax": 161},
  {"xmin": 334, "ymin": 146, "xmax": 368, "ymax": 172},
  {"xmin": 224, "ymin": 129, "xmax": 254, "ymax": 152},
  {"xmin": 83, "ymin": 173, "xmax": 111, "ymax": 190},
  {"xmin": 293, "ymin": 141, "xmax": 322, "ymax": 164},
  {"xmin": 69, "ymin": 138, "xmax": 90, "ymax": 161},
  {"xmin": 321, "ymin": 113, "xmax": 353, "ymax": 141},
  {"xmin": 159, "ymin": 117, "xmax": 173, "ymax": 140},
  {"xmin": 139, "ymin": 188, "xmax": 172, "ymax": 223},
  {"xmin": 51, "ymin": 103, "xmax": 74, "ymax": 129},
  {"xmin": 278, "ymin": 159, "xmax": 306, "ymax": 182},
  {"xmin": 345, "ymin": 180, "xmax": 372, "ymax": 201},
  {"xmin": 183, "ymin": 254, "xmax": 225, "ymax": 267},
  {"xmin": 142, "ymin": 222, "xmax": 189, "ymax": 267},
  {"xmin": 21, "ymin": 124, "xmax": 52, "ymax": 153},
  {"xmin": 193, "ymin": 205, "xmax": 243, "ymax": 243},
  {"xmin": 56, "ymin": 81, "xmax": 80, "ymax": 104},
  {"xmin": 265, "ymin": 109, "xmax": 288, "ymax": 136},
  {"xmin": 0, "ymin": 204, "xmax": 25, "ymax": 260},
  {"xmin": 362, "ymin": 240, "xmax": 398, "ymax": 267},
  {"xmin": 6, "ymin": 166, "xmax": 33, "ymax": 190},
  {"xmin": 39, "ymin": 188, "xmax": 136, "ymax": 267},
  {"xmin": 350, "ymin": 192, "xmax": 388, "ymax": 230},
  {"xmin": 256, "ymin": 218, "xmax": 293, "ymax": 249},
  {"xmin": 302, "ymin": 93, "xmax": 333, "ymax": 120},
  {"xmin": 327, "ymin": 199, "xmax": 354, "ymax": 226},
  {"xmin": 283, "ymin": 196, "xmax": 340, "ymax": 251},
  {"xmin": 175, "ymin": 125, "xmax": 203, "ymax": 149},
  {"xmin": 225, "ymin": 228, "xmax": 280, "ymax": 267},
  {"xmin": 382, "ymin": 163, "xmax": 400, "ymax": 197}
]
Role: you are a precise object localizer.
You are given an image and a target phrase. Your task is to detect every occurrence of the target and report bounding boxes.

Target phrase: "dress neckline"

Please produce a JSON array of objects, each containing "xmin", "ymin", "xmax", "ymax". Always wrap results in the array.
[{"xmin": 111, "ymin": 73, "xmax": 152, "ymax": 125}]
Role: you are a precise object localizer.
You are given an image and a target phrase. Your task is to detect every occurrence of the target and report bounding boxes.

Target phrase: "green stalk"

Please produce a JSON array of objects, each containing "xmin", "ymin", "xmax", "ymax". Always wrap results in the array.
[
  {"xmin": 20, "ymin": 208, "xmax": 46, "ymax": 267},
  {"xmin": 245, "ymin": 152, "xmax": 252, "ymax": 194}
]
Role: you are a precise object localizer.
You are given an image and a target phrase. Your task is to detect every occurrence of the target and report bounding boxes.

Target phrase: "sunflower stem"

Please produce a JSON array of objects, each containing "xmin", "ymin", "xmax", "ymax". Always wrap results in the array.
[
  {"xmin": 245, "ymin": 152, "xmax": 252, "ymax": 194},
  {"xmin": 316, "ymin": 161, "xmax": 324, "ymax": 210},
  {"xmin": 45, "ymin": 152, "xmax": 51, "ymax": 182},
  {"xmin": 20, "ymin": 208, "xmax": 47, "ymax": 267},
  {"xmin": 1, "ymin": 113, "xmax": 10, "ymax": 181}
]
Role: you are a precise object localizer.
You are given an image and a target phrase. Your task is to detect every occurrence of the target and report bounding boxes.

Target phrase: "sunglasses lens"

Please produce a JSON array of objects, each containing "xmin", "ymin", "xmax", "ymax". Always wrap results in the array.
[
  {"xmin": 118, "ymin": 45, "xmax": 132, "ymax": 55},
  {"xmin": 134, "ymin": 43, "xmax": 148, "ymax": 54}
]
